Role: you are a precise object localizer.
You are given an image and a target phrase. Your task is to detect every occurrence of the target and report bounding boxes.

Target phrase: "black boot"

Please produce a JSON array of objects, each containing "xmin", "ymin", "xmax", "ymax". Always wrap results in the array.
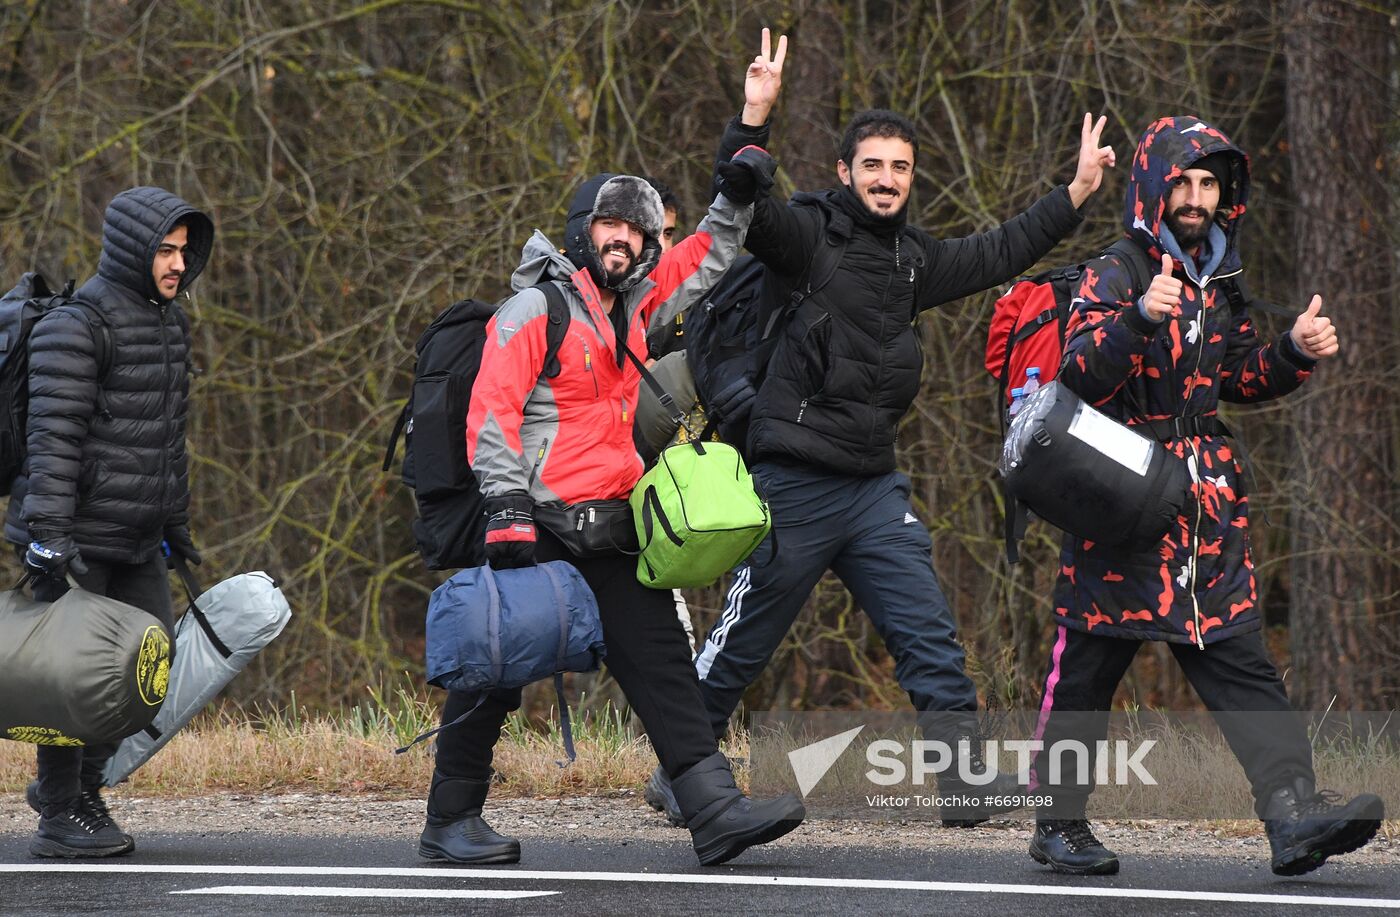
[
  {"xmin": 1028, "ymin": 819, "xmax": 1120, "ymax": 876},
  {"xmin": 418, "ymin": 772, "xmax": 520, "ymax": 865},
  {"xmin": 1263, "ymin": 777, "xmax": 1383, "ymax": 877},
  {"xmin": 643, "ymin": 765, "xmax": 686, "ymax": 827},
  {"xmin": 671, "ymin": 752, "xmax": 805, "ymax": 867},
  {"xmin": 937, "ymin": 732, "xmax": 1026, "ymax": 828}
]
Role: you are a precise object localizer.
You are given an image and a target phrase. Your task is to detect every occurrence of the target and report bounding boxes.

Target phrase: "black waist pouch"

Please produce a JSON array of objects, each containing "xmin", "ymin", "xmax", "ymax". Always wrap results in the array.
[{"xmin": 535, "ymin": 500, "xmax": 640, "ymax": 558}]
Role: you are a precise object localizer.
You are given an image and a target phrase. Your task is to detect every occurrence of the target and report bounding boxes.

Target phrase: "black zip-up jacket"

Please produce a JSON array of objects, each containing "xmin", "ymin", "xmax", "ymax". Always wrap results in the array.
[
  {"xmin": 5, "ymin": 187, "xmax": 214, "ymax": 563},
  {"xmin": 721, "ymin": 117, "xmax": 1084, "ymax": 476}
]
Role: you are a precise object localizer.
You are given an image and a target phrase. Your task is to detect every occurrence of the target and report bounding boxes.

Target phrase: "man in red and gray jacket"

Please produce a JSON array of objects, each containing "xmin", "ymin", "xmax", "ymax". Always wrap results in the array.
[{"xmin": 420, "ymin": 31, "xmax": 807, "ymax": 870}]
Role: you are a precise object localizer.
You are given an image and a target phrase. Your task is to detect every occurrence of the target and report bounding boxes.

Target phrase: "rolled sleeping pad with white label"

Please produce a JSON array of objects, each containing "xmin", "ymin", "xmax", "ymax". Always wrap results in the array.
[{"xmin": 999, "ymin": 381, "xmax": 1191, "ymax": 552}]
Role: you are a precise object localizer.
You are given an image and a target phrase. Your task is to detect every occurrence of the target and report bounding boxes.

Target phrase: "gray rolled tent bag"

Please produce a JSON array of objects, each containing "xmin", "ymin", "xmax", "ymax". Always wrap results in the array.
[
  {"xmin": 104, "ymin": 561, "xmax": 291, "ymax": 785},
  {"xmin": 0, "ymin": 576, "xmax": 171, "ymax": 746}
]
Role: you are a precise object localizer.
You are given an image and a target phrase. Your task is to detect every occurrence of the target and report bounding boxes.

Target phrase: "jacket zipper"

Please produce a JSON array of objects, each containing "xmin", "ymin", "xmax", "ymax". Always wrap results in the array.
[
  {"xmin": 157, "ymin": 299, "xmax": 172, "ymax": 519},
  {"xmin": 794, "ymin": 312, "xmax": 832, "ymax": 422},
  {"xmin": 1183, "ymin": 272, "xmax": 1213, "ymax": 650},
  {"xmin": 864, "ymin": 235, "xmax": 898, "ymax": 460},
  {"xmin": 582, "ymin": 343, "xmax": 599, "ymax": 397},
  {"xmin": 528, "ymin": 437, "xmax": 550, "ymax": 487}
]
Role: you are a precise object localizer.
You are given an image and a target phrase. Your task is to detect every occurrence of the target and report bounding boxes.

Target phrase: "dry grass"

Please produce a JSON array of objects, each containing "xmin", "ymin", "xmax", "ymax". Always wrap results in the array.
[{"xmin": 0, "ymin": 695, "xmax": 748, "ymax": 800}]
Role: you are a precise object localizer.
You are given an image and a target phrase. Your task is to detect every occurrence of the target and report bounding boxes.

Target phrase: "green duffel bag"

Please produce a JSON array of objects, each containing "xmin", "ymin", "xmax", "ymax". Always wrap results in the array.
[
  {"xmin": 631, "ymin": 438, "xmax": 771, "ymax": 589},
  {"xmin": 0, "ymin": 580, "xmax": 171, "ymax": 746}
]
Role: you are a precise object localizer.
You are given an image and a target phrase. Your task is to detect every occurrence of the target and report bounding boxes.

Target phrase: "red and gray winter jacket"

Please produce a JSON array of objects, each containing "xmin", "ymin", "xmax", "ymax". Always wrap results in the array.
[
  {"xmin": 1053, "ymin": 116, "xmax": 1316, "ymax": 646},
  {"xmin": 467, "ymin": 195, "xmax": 750, "ymax": 506}
]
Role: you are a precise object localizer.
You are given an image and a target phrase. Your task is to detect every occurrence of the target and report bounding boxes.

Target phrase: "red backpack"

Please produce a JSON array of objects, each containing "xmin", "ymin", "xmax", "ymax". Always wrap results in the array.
[{"xmin": 985, "ymin": 238, "xmax": 1150, "ymax": 411}]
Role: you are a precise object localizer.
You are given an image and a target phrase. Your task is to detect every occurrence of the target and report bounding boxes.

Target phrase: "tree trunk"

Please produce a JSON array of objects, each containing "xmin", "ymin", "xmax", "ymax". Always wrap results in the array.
[{"xmin": 1284, "ymin": 0, "xmax": 1399, "ymax": 708}]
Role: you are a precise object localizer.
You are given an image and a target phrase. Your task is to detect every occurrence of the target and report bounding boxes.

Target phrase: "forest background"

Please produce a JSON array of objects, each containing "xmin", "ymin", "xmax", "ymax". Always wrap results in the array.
[{"xmin": 0, "ymin": 0, "xmax": 1395, "ymax": 729}]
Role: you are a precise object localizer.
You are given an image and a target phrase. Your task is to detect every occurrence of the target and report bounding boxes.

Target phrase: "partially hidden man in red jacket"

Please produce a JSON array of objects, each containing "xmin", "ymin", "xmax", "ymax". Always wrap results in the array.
[
  {"xmin": 1026, "ymin": 116, "xmax": 1383, "ymax": 877},
  {"xmin": 420, "ymin": 30, "xmax": 806, "ymax": 870}
]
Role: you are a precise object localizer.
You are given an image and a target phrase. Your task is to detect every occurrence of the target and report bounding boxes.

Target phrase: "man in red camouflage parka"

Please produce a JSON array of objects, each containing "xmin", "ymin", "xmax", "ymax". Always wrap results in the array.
[{"xmin": 1025, "ymin": 116, "xmax": 1383, "ymax": 877}]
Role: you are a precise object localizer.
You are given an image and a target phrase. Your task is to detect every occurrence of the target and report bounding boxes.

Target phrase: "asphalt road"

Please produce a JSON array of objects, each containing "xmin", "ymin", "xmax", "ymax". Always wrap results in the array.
[{"xmin": 0, "ymin": 830, "xmax": 1396, "ymax": 916}]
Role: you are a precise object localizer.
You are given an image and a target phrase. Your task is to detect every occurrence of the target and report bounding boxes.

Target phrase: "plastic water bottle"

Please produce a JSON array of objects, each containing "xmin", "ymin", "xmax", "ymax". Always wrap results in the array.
[
  {"xmin": 1023, "ymin": 366, "xmax": 1041, "ymax": 398},
  {"xmin": 1008, "ymin": 386, "xmax": 1026, "ymax": 418}
]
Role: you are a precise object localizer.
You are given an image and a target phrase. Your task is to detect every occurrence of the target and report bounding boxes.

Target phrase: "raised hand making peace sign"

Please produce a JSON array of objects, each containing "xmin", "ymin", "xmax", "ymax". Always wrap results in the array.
[
  {"xmin": 742, "ymin": 28, "xmax": 788, "ymax": 127},
  {"xmin": 1068, "ymin": 113, "xmax": 1115, "ymax": 208}
]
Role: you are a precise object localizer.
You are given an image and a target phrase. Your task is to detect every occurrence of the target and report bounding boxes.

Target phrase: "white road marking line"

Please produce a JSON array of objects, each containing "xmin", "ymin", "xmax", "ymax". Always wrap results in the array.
[
  {"xmin": 0, "ymin": 864, "xmax": 1395, "ymax": 910},
  {"xmin": 171, "ymin": 885, "xmax": 556, "ymax": 900}
]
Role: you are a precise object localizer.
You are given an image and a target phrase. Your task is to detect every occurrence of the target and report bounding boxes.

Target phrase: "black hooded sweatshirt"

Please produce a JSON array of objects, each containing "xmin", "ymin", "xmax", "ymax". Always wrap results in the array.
[{"xmin": 5, "ymin": 186, "xmax": 214, "ymax": 563}]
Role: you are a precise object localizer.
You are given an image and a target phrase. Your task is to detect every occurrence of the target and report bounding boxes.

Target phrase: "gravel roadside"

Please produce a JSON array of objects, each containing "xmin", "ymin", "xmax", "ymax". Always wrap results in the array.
[{"xmin": 2, "ymin": 791, "xmax": 1394, "ymax": 867}]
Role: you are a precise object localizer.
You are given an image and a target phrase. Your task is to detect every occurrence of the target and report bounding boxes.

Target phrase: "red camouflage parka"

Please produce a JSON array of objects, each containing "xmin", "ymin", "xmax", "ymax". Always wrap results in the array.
[{"xmin": 1052, "ymin": 116, "xmax": 1317, "ymax": 647}]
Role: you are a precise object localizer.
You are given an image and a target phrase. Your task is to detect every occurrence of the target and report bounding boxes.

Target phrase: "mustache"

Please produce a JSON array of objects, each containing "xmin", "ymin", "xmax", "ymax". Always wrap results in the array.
[
  {"xmin": 600, "ymin": 242, "xmax": 634, "ymax": 258},
  {"xmin": 867, "ymin": 185, "xmax": 900, "ymax": 195},
  {"xmin": 1170, "ymin": 205, "xmax": 1212, "ymax": 220}
]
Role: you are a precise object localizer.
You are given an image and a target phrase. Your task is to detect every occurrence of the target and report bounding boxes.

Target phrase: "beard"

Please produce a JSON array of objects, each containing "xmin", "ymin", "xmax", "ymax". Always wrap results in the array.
[
  {"xmin": 861, "ymin": 185, "xmax": 908, "ymax": 224},
  {"xmin": 599, "ymin": 243, "xmax": 637, "ymax": 287},
  {"xmin": 1165, "ymin": 206, "xmax": 1213, "ymax": 249}
]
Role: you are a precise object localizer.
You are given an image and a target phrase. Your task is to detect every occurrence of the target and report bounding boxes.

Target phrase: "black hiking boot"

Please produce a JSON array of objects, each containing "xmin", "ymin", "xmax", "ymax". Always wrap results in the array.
[
  {"xmin": 937, "ymin": 732, "xmax": 1026, "ymax": 828},
  {"xmin": 643, "ymin": 765, "xmax": 686, "ymax": 827},
  {"xmin": 29, "ymin": 800, "xmax": 135, "ymax": 859},
  {"xmin": 671, "ymin": 752, "xmax": 804, "ymax": 867},
  {"xmin": 1029, "ymin": 820, "xmax": 1120, "ymax": 875},
  {"xmin": 418, "ymin": 772, "xmax": 521, "ymax": 865},
  {"xmin": 27, "ymin": 781, "xmax": 134, "ymax": 855},
  {"xmin": 1263, "ymin": 778, "xmax": 1384, "ymax": 877}
]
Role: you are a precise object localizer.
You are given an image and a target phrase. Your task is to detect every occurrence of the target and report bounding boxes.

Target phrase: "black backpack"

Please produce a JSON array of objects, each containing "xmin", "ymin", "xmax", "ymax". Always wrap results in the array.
[
  {"xmin": 382, "ymin": 282, "xmax": 570, "ymax": 570},
  {"xmin": 0, "ymin": 273, "xmax": 113, "ymax": 487},
  {"xmin": 685, "ymin": 208, "xmax": 852, "ymax": 451}
]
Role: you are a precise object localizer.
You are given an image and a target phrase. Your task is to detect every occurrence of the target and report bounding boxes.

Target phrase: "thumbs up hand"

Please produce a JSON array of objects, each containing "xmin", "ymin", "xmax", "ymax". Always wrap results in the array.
[
  {"xmin": 1141, "ymin": 253, "xmax": 1182, "ymax": 322},
  {"xmin": 1290, "ymin": 294, "xmax": 1339, "ymax": 359}
]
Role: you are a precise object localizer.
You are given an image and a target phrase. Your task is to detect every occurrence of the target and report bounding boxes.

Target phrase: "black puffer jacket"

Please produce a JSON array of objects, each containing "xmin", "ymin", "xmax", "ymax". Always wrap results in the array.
[
  {"xmin": 721, "ymin": 118, "xmax": 1084, "ymax": 476},
  {"xmin": 5, "ymin": 187, "xmax": 214, "ymax": 563}
]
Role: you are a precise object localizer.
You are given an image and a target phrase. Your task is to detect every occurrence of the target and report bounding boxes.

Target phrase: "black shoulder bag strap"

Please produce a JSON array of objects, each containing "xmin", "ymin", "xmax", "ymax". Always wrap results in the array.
[{"xmin": 618, "ymin": 334, "xmax": 694, "ymax": 443}]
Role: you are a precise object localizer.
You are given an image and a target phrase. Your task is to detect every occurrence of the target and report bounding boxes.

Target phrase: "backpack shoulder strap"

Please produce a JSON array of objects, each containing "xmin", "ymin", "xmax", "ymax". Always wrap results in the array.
[
  {"xmin": 1103, "ymin": 237, "xmax": 1154, "ymax": 299},
  {"xmin": 760, "ymin": 207, "xmax": 852, "ymax": 341},
  {"xmin": 1218, "ymin": 273, "xmax": 1296, "ymax": 319},
  {"xmin": 534, "ymin": 281, "xmax": 572, "ymax": 379},
  {"xmin": 51, "ymin": 295, "xmax": 114, "ymax": 384},
  {"xmin": 800, "ymin": 208, "xmax": 851, "ymax": 302}
]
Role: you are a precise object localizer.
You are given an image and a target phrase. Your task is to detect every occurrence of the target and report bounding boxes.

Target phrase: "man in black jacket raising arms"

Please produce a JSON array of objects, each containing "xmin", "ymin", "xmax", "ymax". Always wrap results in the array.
[
  {"xmin": 664, "ymin": 108, "xmax": 1114, "ymax": 827},
  {"xmin": 11, "ymin": 186, "xmax": 212, "ymax": 858}
]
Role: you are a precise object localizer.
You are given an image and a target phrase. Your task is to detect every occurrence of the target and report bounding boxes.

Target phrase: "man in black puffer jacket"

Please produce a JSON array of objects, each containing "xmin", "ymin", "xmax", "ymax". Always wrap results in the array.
[
  {"xmin": 9, "ymin": 186, "xmax": 213, "ymax": 859},
  {"xmin": 675, "ymin": 110, "xmax": 1115, "ymax": 827}
]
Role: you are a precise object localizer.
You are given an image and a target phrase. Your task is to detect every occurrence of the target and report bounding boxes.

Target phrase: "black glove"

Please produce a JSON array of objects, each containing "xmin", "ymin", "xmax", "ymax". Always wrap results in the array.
[
  {"xmin": 709, "ymin": 376, "xmax": 757, "ymax": 426},
  {"xmin": 483, "ymin": 493, "xmax": 536, "ymax": 569},
  {"xmin": 163, "ymin": 525, "xmax": 203, "ymax": 567},
  {"xmin": 24, "ymin": 532, "xmax": 88, "ymax": 578},
  {"xmin": 715, "ymin": 145, "xmax": 777, "ymax": 205}
]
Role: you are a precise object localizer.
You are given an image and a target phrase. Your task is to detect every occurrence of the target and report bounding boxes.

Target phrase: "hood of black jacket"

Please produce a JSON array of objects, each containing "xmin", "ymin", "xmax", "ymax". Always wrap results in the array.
[
  {"xmin": 1123, "ymin": 116, "xmax": 1249, "ymax": 274},
  {"xmin": 97, "ymin": 186, "xmax": 214, "ymax": 303}
]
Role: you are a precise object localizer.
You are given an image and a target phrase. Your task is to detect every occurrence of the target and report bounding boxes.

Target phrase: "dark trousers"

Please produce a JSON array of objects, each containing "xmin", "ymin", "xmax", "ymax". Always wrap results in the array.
[
  {"xmin": 694, "ymin": 463, "xmax": 979, "ymax": 740},
  {"xmin": 32, "ymin": 555, "xmax": 175, "ymax": 816},
  {"xmin": 1029, "ymin": 625, "xmax": 1315, "ymax": 820},
  {"xmin": 433, "ymin": 527, "xmax": 716, "ymax": 782}
]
